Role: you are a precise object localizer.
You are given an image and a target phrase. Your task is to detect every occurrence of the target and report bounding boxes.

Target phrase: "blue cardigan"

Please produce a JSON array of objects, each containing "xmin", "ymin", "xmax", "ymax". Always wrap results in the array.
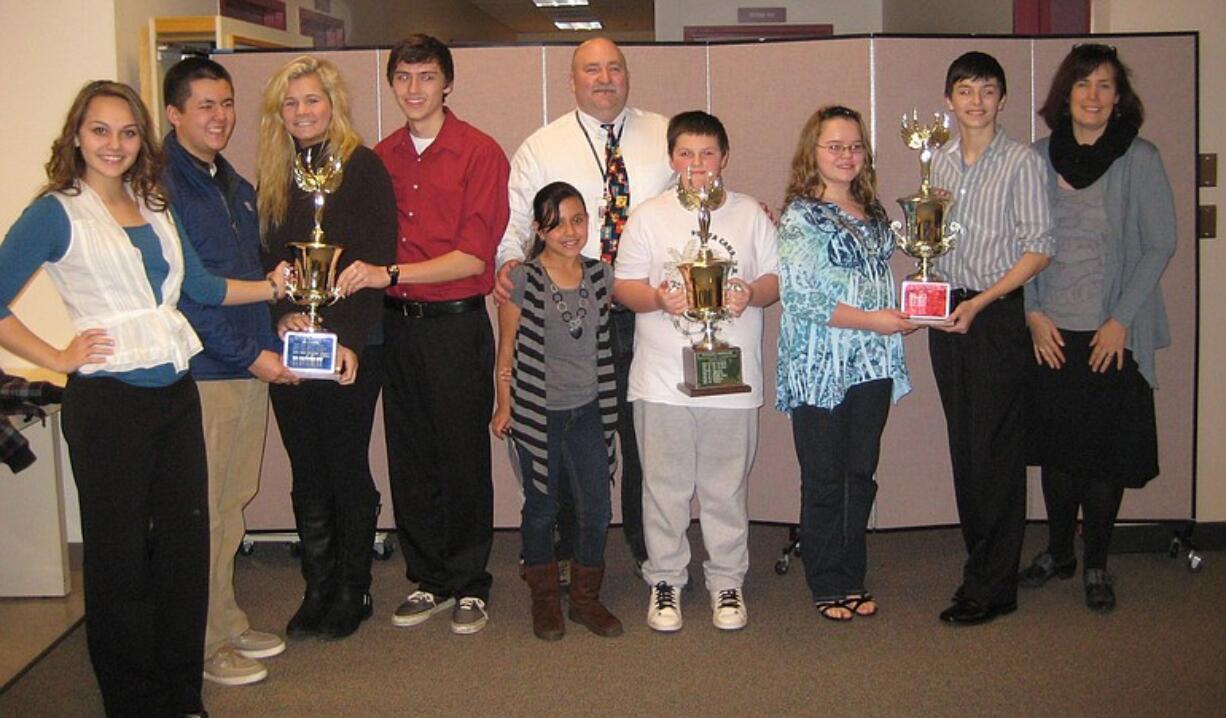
[
  {"xmin": 1026, "ymin": 136, "xmax": 1175, "ymax": 389},
  {"xmin": 162, "ymin": 131, "xmax": 278, "ymax": 380}
]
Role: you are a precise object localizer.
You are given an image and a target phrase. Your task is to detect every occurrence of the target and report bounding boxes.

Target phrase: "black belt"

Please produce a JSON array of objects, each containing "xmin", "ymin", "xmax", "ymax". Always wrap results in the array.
[
  {"xmin": 951, "ymin": 286, "xmax": 1023, "ymax": 306},
  {"xmin": 384, "ymin": 294, "xmax": 485, "ymax": 318}
]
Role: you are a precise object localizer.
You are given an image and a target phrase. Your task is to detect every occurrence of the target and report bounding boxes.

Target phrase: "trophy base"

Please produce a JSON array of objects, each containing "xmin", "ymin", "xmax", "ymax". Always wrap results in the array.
[
  {"xmin": 679, "ymin": 346, "xmax": 752, "ymax": 397},
  {"xmin": 900, "ymin": 279, "xmax": 952, "ymax": 322},
  {"xmin": 283, "ymin": 330, "xmax": 340, "ymax": 381}
]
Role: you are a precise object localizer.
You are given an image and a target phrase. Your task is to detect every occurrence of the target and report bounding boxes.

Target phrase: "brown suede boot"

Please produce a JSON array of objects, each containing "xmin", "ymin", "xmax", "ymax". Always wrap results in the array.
[
  {"xmin": 567, "ymin": 563, "xmax": 623, "ymax": 637},
  {"xmin": 524, "ymin": 562, "xmax": 565, "ymax": 641}
]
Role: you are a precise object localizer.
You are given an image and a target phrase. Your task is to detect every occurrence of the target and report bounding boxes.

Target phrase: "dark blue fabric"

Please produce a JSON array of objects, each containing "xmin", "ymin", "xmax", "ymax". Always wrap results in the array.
[
  {"xmin": 0, "ymin": 196, "xmax": 71, "ymax": 319},
  {"xmin": 163, "ymin": 131, "xmax": 278, "ymax": 380}
]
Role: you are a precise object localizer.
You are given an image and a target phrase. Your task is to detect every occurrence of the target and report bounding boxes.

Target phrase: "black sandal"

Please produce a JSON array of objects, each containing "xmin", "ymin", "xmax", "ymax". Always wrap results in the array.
[
  {"xmin": 816, "ymin": 599, "xmax": 855, "ymax": 622},
  {"xmin": 845, "ymin": 593, "xmax": 878, "ymax": 618}
]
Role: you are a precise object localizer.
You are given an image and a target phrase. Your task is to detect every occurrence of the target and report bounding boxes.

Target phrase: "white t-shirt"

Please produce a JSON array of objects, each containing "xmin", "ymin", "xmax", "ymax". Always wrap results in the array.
[{"xmin": 615, "ymin": 187, "xmax": 779, "ymax": 409}]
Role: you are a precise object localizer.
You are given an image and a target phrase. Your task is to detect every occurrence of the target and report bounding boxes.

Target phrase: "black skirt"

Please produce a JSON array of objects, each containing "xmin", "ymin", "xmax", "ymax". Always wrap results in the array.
[{"xmin": 1025, "ymin": 330, "xmax": 1158, "ymax": 488}]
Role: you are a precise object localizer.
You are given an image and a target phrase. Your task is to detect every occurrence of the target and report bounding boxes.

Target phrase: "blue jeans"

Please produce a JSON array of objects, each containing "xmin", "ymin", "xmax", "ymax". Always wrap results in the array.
[{"xmin": 517, "ymin": 399, "xmax": 612, "ymax": 567}]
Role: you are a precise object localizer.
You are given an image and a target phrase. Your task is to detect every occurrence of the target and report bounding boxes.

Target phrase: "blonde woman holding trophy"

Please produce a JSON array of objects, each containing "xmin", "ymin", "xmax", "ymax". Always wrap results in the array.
[
  {"xmin": 776, "ymin": 105, "xmax": 914, "ymax": 622},
  {"xmin": 257, "ymin": 55, "xmax": 397, "ymax": 640}
]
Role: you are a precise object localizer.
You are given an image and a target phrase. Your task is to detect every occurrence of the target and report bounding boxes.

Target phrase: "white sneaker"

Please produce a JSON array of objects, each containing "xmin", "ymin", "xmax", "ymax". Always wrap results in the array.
[
  {"xmin": 230, "ymin": 628, "xmax": 285, "ymax": 659},
  {"xmin": 711, "ymin": 588, "xmax": 748, "ymax": 630},
  {"xmin": 203, "ymin": 644, "xmax": 267, "ymax": 686},
  {"xmin": 647, "ymin": 581, "xmax": 683, "ymax": 632}
]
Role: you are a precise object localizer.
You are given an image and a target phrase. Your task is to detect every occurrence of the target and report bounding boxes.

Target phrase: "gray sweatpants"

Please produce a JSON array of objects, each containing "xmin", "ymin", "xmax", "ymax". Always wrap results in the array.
[{"xmin": 634, "ymin": 401, "xmax": 758, "ymax": 594}]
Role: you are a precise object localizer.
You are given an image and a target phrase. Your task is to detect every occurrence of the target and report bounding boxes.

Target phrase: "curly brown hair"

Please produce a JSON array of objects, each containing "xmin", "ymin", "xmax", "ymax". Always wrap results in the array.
[
  {"xmin": 784, "ymin": 105, "xmax": 878, "ymax": 210},
  {"xmin": 41, "ymin": 80, "xmax": 167, "ymax": 211}
]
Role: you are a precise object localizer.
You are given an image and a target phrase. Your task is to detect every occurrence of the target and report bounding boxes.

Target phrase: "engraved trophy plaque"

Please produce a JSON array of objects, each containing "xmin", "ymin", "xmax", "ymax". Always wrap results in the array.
[
  {"xmin": 673, "ymin": 171, "xmax": 750, "ymax": 396},
  {"xmin": 283, "ymin": 148, "xmax": 345, "ymax": 379},
  {"xmin": 889, "ymin": 110, "xmax": 962, "ymax": 321}
]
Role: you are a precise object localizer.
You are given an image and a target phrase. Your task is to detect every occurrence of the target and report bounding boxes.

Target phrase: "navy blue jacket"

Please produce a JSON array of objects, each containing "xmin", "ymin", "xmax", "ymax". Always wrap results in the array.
[{"xmin": 162, "ymin": 131, "xmax": 278, "ymax": 380}]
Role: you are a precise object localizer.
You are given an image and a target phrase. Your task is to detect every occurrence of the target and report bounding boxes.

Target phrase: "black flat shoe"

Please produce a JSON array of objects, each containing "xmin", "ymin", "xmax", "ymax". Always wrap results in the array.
[
  {"xmin": 1018, "ymin": 552, "xmax": 1077, "ymax": 588},
  {"xmin": 1084, "ymin": 569, "xmax": 1116, "ymax": 613},
  {"xmin": 939, "ymin": 598, "xmax": 1017, "ymax": 625}
]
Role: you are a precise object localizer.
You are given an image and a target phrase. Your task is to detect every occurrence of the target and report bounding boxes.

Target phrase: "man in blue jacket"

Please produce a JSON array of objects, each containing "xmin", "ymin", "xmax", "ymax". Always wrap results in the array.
[{"xmin": 162, "ymin": 57, "xmax": 297, "ymax": 687}]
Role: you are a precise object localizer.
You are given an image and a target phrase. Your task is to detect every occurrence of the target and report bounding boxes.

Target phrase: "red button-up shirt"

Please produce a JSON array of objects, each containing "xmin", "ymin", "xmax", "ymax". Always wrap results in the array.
[{"xmin": 375, "ymin": 109, "xmax": 511, "ymax": 302}]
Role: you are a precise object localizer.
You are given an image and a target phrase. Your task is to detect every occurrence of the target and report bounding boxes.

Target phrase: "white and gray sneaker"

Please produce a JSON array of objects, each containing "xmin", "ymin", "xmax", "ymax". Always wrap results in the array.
[
  {"xmin": 451, "ymin": 597, "xmax": 489, "ymax": 635},
  {"xmin": 711, "ymin": 587, "xmax": 748, "ymax": 630},
  {"xmin": 647, "ymin": 581, "xmax": 683, "ymax": 632},
  {"xmin": 392, "ymin": 590, "xmax": 455, "ymax": 627}
]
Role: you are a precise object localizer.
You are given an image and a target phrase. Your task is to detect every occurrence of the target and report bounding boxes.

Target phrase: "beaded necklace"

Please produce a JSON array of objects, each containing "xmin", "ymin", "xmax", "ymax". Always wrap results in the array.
[{"xmin": 550, "ymin": 280, "xmax": 590, "ymax": 339}]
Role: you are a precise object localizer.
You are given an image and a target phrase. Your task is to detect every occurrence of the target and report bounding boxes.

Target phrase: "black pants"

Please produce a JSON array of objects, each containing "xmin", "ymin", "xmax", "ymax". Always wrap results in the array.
[
  {"xmin": 61, "ymin": 374, "xmax": 208, "ymax": 718},
  {"xmin": 1041, "ymin": 467, "xmax": 1125, "ymax": 571},
  {"xmin": 610, "ymin": 309, "xmax": 646, "ymax": 561},
  {"xmin": 929, "ymin": 294, "xmax": 1029, "ymax": 607},
  {"xmin": 792, "ymin": 380, "xmax": 891, "ymax": 602},
  {"xmin": 383, "ymin": 308, "xmax": 494, "ymax": 601},
  {"xmin": 270, "ymin": 346, "xmax": 383, "ymax": 589}
]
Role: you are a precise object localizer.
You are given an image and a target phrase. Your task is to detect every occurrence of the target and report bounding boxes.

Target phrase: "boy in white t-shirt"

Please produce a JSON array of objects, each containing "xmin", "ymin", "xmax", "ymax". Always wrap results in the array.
[{"xmin": 613, "ymin": 111, "xmax": 779, "ymax": 632}]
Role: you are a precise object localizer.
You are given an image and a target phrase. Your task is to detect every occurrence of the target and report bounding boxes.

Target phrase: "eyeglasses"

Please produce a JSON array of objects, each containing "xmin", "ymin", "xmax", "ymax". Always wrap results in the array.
[{"xmin": 816, "ymin": 142, "xmax": 867, "ymax": 157}]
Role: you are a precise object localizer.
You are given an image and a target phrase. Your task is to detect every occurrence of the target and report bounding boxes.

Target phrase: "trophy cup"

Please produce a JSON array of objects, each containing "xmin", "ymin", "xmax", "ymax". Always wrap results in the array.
[
  {"xmin": 282, "ymin": 148, "xmax": 346, "ymax": 379},
  {"xmin": 673, "ymin": 171, "xmax": 750, "ymax": 396},
  {"xmin": 890, "ymin": 110, "xmax": 962, "ymax": 321}
]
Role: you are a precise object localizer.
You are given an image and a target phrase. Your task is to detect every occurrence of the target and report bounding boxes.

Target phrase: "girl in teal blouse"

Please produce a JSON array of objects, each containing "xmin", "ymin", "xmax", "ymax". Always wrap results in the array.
[{"xmin": 776, "ymin": 106, "xmax": 913, "ymax": 622}]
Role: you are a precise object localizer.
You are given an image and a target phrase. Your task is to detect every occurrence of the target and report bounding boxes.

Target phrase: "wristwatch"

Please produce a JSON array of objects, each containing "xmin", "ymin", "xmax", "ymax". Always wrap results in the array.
[{"xmin": 386, "ymin": 263, "xmax": 400, "ymax": 286}]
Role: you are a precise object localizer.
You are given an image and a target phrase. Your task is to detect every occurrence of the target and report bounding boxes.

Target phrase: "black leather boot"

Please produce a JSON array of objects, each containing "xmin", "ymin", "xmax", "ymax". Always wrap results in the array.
[
  {"xmin": 318, "ymin": 500, "xmax": 378, "ymax": 640},
  {"xmin": 286, "ymin": 495, "xmax": 338, "ymax": 639}
]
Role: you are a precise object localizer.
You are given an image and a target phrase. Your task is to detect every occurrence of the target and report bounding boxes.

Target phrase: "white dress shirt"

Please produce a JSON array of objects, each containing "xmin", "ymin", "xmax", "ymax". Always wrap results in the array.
[{"xmin": 498, "ymin": 106, "xmax": 675, "ymax": 268}]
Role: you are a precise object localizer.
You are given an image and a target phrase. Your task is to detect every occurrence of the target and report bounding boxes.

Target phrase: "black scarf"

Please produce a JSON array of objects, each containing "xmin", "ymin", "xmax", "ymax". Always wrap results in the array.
[{"xmin": 1049, "ymin": 112, "xmax": 1138, "ymax": 189}]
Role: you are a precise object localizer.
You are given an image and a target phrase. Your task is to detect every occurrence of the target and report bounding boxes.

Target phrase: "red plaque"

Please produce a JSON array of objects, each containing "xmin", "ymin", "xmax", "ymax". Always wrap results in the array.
[{"xmin": 900, "ymin": 280, "xmax": 951, "ymax": 321}]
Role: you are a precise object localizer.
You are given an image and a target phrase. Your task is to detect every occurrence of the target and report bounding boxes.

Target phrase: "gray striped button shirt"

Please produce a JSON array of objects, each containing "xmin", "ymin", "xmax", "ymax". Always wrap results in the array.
[{"xmin": 931, "ymin": 128, "xmax": 1054, "ymax": 292}]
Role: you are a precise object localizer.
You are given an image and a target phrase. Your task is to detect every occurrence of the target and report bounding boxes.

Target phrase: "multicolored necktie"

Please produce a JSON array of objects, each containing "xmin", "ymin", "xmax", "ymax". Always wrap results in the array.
[{"xmin": 600, "ymin": 123, "xmax": 629, "ymax": 265}]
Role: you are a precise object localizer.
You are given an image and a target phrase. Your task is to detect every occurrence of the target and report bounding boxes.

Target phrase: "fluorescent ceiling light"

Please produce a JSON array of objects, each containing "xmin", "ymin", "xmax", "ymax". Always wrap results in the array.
[
  {"xmin": 534, "ymin": 0, "xmax": 590, "ymax": 7},
  {"xmin": 554, "ymin": 20, "xmax": 603, "ymax": 30}
]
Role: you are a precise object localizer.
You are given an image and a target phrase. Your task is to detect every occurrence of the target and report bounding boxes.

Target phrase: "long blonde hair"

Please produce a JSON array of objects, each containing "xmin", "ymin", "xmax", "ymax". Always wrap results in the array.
[
  {"xmin": 783, "ymin": 105, "xmax": 878, "ymax": 210},
  {"xmin": 256, "ymin": 56, "xmax": 363, "ymax": 236}
]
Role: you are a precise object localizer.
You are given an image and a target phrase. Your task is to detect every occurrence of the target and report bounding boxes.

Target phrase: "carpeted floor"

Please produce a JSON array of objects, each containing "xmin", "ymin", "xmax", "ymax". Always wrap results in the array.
[{"xmin": 2, "ymin": 524, "xmax": 1223, "ymax": 717}]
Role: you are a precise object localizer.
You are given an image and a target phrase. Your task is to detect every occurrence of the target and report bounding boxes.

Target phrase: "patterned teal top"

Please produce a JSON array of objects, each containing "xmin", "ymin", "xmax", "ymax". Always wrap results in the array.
[{"xmin": 775, "ymin": 198, "xmax": 911, "ymax": 412}]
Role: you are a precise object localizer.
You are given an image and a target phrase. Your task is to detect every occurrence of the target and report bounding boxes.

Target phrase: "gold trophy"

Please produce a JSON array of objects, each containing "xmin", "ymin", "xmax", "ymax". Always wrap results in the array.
[
  {"xmin": 890, "ymin": 110, "xmax": 962, "ymax": 321},
  {"xmin": 673, "ymin": 171, "xmax": 750, "ymax": 396},
  {"xmin": 282, "ymin": 148, "xmax": 346, "ymax": 379}
]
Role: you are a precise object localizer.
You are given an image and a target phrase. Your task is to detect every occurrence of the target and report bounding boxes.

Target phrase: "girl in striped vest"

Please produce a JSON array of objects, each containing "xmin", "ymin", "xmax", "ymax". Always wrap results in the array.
[{"xmin": 492, "ymin": 181, "xmax": 622, "ymax": 641}]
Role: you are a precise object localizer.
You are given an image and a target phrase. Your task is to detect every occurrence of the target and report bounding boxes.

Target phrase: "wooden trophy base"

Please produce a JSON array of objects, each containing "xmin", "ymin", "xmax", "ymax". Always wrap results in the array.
[{"xmin": 679, "ymin": 345, "xmax": 752, "ymax": 397}]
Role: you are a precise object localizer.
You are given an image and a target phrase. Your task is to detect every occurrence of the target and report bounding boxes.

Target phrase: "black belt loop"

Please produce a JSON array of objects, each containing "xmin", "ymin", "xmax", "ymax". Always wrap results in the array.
[{"xmin": 384, "ymin": 294, "xmax": 485, "ymax": 318}]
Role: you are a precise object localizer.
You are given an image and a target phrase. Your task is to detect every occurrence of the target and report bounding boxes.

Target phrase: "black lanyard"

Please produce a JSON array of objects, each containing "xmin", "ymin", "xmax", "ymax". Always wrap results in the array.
[{"xmin": 575, "ymin": 111, "xmax": 623, "ymax": 179}]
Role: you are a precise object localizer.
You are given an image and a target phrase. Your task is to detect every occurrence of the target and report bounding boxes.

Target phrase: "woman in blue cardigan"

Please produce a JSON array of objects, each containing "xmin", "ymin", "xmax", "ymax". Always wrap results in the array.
[{"xmin": 1020, "ymin": 44, "xmax": 1176, "ymax": 612}]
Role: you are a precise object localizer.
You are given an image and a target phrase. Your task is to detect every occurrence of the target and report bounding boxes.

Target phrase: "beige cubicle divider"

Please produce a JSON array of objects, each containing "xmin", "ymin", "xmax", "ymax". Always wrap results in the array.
[{"xmin": 219, "ymin": 34, "xmax": 1197, "ymax": 532}]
